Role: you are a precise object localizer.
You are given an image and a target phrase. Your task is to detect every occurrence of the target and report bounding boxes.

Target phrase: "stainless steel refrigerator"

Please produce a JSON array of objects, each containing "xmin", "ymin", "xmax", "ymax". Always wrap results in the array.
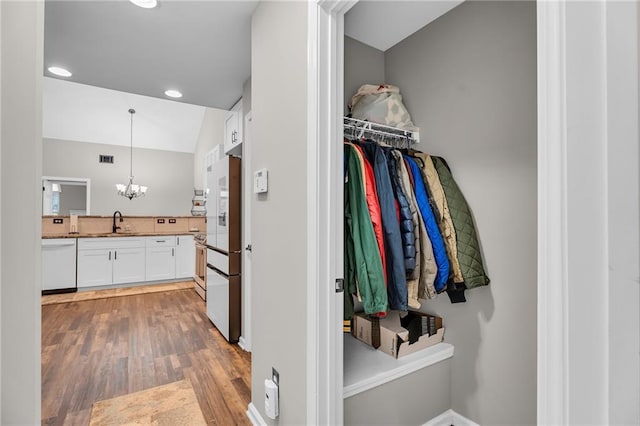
[{"xmin": 206, "ymin": 155, "xmax": 241, "ymax": 343}]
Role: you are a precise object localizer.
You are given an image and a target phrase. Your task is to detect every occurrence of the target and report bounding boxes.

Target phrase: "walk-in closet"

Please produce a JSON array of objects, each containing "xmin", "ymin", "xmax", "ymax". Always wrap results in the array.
[{"xmin": 340, "ymin": 2, "xmax": 537, "ymax": 424}]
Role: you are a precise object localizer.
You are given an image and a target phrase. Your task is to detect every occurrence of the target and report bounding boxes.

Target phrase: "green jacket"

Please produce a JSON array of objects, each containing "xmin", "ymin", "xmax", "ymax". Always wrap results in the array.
[
  {"xmin": 344, "ymin": 144, "xmax": 388, "ymax": 318},
  {"xmin": 432, "ymin": 157, "xmax": 490, "ymax": 294}
]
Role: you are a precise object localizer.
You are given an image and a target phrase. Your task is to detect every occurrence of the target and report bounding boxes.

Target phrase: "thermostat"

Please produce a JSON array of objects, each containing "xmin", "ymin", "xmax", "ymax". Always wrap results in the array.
[{"xmin": 254, "ymin": 168, "xmax": 268, "ymax": 194}]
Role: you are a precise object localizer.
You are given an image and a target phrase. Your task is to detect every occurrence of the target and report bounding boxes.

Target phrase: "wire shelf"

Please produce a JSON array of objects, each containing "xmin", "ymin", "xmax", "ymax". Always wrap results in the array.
[{"xmin": 343, "ymin": 117, "xmax": 419, "ymax": 148}]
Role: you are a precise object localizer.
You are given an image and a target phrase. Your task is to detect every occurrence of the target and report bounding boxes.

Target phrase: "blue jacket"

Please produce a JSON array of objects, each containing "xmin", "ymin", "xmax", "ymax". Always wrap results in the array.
[
  {"xmin": 405, "ymin": 155, "xmax": 450, "ymax": 292},
  {"xmin": 360, "ymin": 142, "xmax": 408, "ymax": 311}
]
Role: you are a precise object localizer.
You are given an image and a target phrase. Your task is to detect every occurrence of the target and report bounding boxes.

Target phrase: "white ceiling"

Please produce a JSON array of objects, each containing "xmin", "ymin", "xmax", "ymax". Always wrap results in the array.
[
  {"xmin": 345, "ymin": 1, "xmax": 464, "ymax": 51},
  {"xmin": 44, "ymin": 0, "xmax": 257, "ymax": 110},
  {"xmin": 43, "ymin": 77, "xmax": 210, "ymax": 153}
]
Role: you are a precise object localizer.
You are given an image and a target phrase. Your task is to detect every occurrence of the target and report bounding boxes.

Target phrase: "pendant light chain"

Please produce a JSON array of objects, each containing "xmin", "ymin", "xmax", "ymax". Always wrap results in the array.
[
  {"xmin": 129, "ymin": 108, "xmax": 134, "ymax": 179},
  {"xmin": 116, "ymin": 108, "xmax": 147, "ymax": 199}
]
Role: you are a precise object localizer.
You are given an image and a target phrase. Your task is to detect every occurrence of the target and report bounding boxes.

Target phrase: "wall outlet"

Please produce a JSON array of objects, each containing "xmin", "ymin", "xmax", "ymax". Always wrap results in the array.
[{"xmin": 53, "ymin": 218, "xmax": 63, "ymax": 224}]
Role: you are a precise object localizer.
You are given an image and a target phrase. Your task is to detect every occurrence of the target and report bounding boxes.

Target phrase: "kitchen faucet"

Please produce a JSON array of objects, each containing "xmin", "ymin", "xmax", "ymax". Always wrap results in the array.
[{"xmin": 113, "ymin": 210, "xmax": 123, "ymax": 233}]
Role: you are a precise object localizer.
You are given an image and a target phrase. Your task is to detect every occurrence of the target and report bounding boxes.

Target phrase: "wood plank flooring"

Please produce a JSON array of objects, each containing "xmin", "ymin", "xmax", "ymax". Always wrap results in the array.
[{"xmin": 42, "ymin": 289, "xmax": 251, "ymax": 425}]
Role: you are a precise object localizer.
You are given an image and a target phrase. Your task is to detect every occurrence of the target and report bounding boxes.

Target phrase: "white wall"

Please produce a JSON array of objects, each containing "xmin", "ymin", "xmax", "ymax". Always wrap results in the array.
[
  {"xmin": 251, "ymin": 1, "xmax": 308, "ymax": 424},
  {"xmin": 193, "ymin": 108, "xmax": 226, "ymax": 191},
  {"xmin": 43, "ymin": 138, "xmax": 194, "ymax": 216},
  {"xmin": 0, "ymin": 1, "xmax": 43, "ymax": 422},
  {"xmin": 383, "ymin": 2, "xmax": 537, "ymax": 424}
]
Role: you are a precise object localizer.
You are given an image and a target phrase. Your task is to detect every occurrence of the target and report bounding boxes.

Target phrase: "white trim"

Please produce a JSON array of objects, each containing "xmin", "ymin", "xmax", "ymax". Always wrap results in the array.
[
  {"xmin": 241, "ymin": 111, "xmax": 252, "ymax": 354},
  {"xmin": 343, "ymin": 342, "xmax": 454, "ymax": 398},
  {"xmin": 238, "ymin": 336, "xmax": 250, "ymax": 353},
  {"xmin": 307, "ymin": 1, "xmax": 357, "ymax": 424},
  {"xmin": 423, "ymin": 409, "xmax": 479, "ymax": 426},
  {"xmin": 246, "ymin": 403, "xmax": 267, "ymax": 426},
  {"xmin": 536, "ymin": 1, "xmax": 569, "ymax": 424}
]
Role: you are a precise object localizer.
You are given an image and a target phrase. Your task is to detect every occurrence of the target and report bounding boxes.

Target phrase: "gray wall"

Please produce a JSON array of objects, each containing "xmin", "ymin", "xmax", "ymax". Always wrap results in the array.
[
  {"xmin": 344, "ymin": 36, "xmax": 385, "ymax": 112},
  {"xmin": 383, "ymin": 2, "xmax": 537, "ymax": 424},
  {"xmin": 251, "ymin": 1, "xmax": 308, "ymax": 424},
  {"xmin": 58, "ymin": 184, "xmax": 87, "ymax": 215},
  {"xmin": 605, "ymin": 2, "xmax": 640, "ymax": 422},
  {"xmin": 242, "ymin": 77, "xmax": 251, "ymax": 115},
  {"xmin": 344, "ymin": 359, "xmax": 451, "ymax": 425},
  {"xmin": 0, "ymin": 1, "xmax": 43, "ymax": 422},
  {"xmin": 43, "ymin": 138, "xmax": 194, "ymax": 216},
  {"xmin": 193, "ymin": 108, "xmax": 226, "ymax": 191}
]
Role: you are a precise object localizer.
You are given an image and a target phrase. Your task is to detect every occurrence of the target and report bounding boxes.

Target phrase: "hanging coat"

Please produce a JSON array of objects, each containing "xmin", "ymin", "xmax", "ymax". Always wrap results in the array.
[
  {"xmin": 392, "ymin": 150, "xmax": 438, "ymax": 304},
  {"xmin": 432, "ymin": 156, "xmax": 490, "ymax": 303},
  {"xmin": 343, "ymin": 144, "xmax": 388, "ymax": 316},
  {"xmin": 385, "ymin": 149, "xmax": 417, "ymax": 275},
  {"xmin": 405, "ymin": 155, "xmax": 450, "ymax": 293},
  {"xmin": 360, "ymin": 141, "xmax": 408, "ymax": 311},
  {"xmin": 351, "ymin": 143, "xmax": 388, "ymax": 287},
  {"xmin": 412, "ymin": 152, "xmax": 464, "ymax": 284}
]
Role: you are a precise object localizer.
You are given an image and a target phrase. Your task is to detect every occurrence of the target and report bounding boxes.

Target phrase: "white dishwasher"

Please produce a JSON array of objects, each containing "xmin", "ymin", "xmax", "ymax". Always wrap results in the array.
[{"xmin": 42, "ymin": 238, "xmax": 77, "ymax": 292}]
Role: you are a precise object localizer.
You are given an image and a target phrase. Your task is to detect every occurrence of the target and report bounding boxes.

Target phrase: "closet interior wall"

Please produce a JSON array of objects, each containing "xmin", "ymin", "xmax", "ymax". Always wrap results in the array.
[{"xmin": 344, "ymin": 2, "xmax": 537, "ymax": 425}]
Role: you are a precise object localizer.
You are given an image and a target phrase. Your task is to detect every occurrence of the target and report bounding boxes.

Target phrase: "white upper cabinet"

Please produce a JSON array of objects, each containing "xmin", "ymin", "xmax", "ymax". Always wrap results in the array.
[{"xmin": 224, "ymin": 99, "xmax": 243, "ymax": 155}]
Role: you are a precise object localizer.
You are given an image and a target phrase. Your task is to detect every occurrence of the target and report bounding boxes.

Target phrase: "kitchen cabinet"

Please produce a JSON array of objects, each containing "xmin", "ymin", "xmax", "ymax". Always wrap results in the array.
[
  {"xmin": 175, "ymin": 235, "xmax": 195, "ymax": 279},
  {"xmin": 146, "ymin": 236, "xmax": 176, "ymax": 281},
  {"xmin": 77, "ymin": 237, "xmax": 146, "ymax": 288},
  {"xmin": 224, "ymin": 99, "xmax": 243, "ymax": 155}
]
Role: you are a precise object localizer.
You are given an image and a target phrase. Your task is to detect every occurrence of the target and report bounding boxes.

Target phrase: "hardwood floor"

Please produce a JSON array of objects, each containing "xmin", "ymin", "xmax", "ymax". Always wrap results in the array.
[{"xmin": 42, "ymin": 289, "xmax": 251, "ymax": 425}]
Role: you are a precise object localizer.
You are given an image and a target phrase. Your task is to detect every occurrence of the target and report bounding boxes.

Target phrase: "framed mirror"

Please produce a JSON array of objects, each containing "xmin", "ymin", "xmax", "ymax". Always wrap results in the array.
[{"xmin": 42, "ymin": 176, "xmax": 91, "ymax": 216}]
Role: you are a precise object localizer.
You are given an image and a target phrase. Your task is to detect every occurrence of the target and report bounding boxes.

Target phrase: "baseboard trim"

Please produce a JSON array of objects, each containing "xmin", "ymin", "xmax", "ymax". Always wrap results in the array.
[
  {"xmin": 238, "ymin": 336, "xmax": 251, "ymax": 352},
  {"xmin": 247, "ymin": 403, "xmax": 267, "ymax": 426},
  {"xmin": 423, "ymin": 409, "xmax": 479, "ymax": 426}
]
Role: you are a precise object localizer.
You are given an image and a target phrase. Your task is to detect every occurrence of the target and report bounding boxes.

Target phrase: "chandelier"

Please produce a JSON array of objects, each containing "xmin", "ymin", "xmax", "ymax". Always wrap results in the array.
[{"xmin": 116, "ymin": 108, "xmax": 148, "ymax": 199}]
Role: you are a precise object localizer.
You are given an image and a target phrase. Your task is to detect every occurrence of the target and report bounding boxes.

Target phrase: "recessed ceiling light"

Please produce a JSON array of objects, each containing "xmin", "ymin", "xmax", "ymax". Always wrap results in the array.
[
  {"xmin": 47, "ymin": 66, "xmax": 72, "ymax": 77},
  {"xmin": 164, "ymin": 89, "xmax": 183, "ymax": 99},
  {"xmin": 129, "ymin": 0, "xmax": 157, "ymax": 9}
]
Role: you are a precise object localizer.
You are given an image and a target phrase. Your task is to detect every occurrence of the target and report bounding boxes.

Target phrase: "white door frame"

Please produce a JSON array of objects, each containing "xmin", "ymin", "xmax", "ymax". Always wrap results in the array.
[
  {"xmin": 308, "ymin": 0, "xmax": 590, "ymax": 424},
  {"xmin": 306, "ymin": 0, "xmax": 357, "ymax": 424},
  {"xmin": 240, "ymin": 111, "xmax": 252, "ymax": 352}
]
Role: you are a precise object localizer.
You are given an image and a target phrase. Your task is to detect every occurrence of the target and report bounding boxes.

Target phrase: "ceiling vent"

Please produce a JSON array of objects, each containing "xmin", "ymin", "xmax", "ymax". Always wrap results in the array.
[{"xmin": 99, "ymin": 154, "xmax": 114, "ymax": 164}]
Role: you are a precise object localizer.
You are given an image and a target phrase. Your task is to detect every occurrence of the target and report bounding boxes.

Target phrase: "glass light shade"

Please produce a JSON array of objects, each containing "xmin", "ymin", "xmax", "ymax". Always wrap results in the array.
[{"xmin": 116, "ymin": 178, "xmax": 147, "ymax": 200}]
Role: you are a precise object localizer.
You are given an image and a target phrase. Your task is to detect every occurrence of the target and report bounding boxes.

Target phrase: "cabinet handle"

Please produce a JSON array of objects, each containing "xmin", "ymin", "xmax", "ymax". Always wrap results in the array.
[
  {"xmin": 156, "ymin": 240, "xmax": 166, "ymax": 243},
  {"xmin": 177, "ymin": 238, "xmax": 180, "ymax": 246},
  {"xmin": 172, "ymin": 248, "xmax": 175, "ymax": 257},
  {"xmin": 114, "ymin": 251, "xmax": 117, "ymax": 260},
  {"xmin": 109, "ymin": 251, "xmax": 111, "ymax": 261}
]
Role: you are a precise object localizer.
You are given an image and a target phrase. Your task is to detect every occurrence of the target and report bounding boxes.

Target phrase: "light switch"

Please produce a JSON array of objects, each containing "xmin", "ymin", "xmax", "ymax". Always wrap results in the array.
[{"xmin": 254, "ymin": 168, "xmax": 268, "ymax": 194}]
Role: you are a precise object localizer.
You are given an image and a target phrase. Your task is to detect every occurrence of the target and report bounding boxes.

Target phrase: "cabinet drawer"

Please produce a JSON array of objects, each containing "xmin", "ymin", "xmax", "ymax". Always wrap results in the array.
[
  {"xmin": 206, "ymin": 248, "xmax": 240, "ymax": 276},
  {"xmin": 207, "ymin": 248, "xmax": 229, "ymax": 275},
  {"xmin": 145, "ymin": 236, "xmax": 176, "ymax": 248},
  {"xmin": 78, "ymin": 237, "xmax": 145, "ymax": 250}
]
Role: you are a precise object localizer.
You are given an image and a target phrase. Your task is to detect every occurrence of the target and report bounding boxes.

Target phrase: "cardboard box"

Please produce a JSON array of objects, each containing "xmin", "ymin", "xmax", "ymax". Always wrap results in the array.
[{"xmin": 352, "ymin": 311, "xmax": 444, "ymax": 358}]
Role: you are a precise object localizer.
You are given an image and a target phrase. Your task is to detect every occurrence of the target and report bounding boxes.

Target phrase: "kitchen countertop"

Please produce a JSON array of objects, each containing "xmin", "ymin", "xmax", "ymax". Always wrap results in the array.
[{"xmin": 42, "ymin": 231, "xmax": 203, "ymax": 239}]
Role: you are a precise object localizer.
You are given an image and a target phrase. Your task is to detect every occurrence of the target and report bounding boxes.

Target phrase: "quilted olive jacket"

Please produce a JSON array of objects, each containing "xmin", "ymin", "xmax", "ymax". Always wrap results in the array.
[{"xmin": 432, "ymin": 157, "xmax": 490, "ymax": 299}]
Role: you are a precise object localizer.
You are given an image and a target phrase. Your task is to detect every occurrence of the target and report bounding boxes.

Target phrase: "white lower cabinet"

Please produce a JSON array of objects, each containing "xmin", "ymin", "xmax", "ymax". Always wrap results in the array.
[
  {"xmin": 175, "ymin": 235, "xmax": 195, "ymax": 278},
  {"xmin": 112, "ymin": 247, "xmax": 146, "ymax": 284},
  {"xmin": 146, "ymin": 243, "xmax": 176, "ymax": 281},
  {"xmin": 77, "ymin": 237, "xmax": 146, "ymax": 288},
  {"xmin": 77, "ymin": 235, "xmax": 196, "ymax": 288},
  {"xmin": 77, "ymin": 249, "xmax": 113, "ymax": 288}
]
